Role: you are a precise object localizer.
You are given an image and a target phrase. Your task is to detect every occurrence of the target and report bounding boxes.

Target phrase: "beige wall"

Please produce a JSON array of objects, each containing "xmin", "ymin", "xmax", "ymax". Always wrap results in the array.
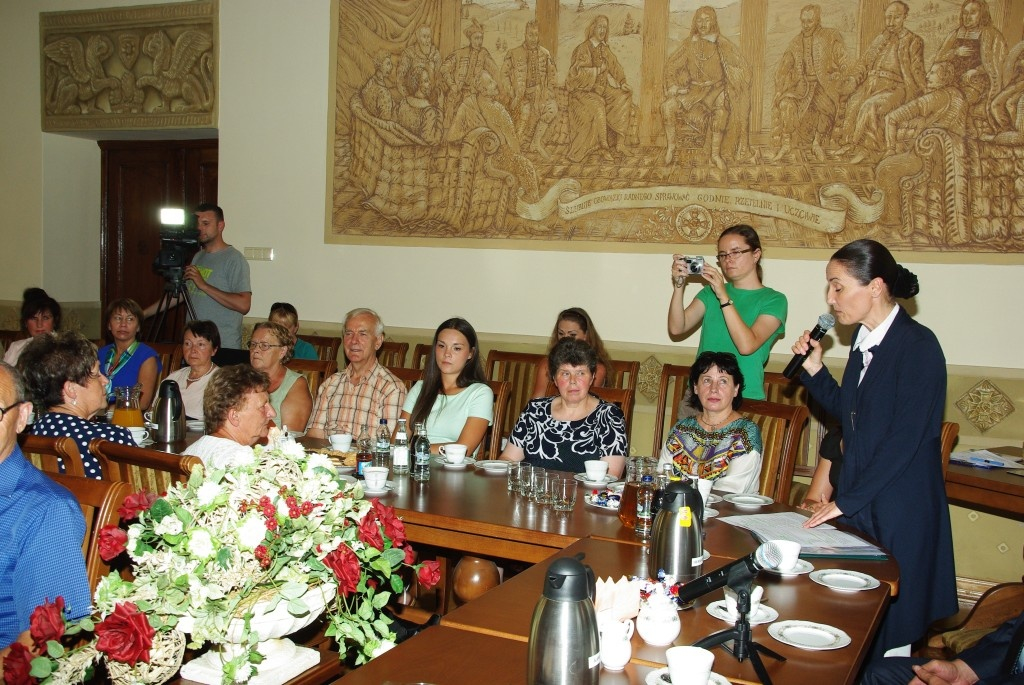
[{"xmin": 1, "ymin": 0, "xmax": 1021, "ymax": 583}]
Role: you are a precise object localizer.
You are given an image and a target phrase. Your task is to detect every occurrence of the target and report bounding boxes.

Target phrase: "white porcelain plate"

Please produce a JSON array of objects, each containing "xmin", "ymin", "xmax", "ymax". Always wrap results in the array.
[
  {"xmin": 433, "ymin": 456, "xmax": 476, "ymax": 470},
  {"xmin": 763, "ymin": 559, "xmax": 814, "ymax": 577},
  {"xmin": 573, "ymin": 473, "xmax": 619, "ymax": 488},
  {"xmin": 187, "ymin": 419, "xmax": 206, "ymax": 431},
  {"xmin": 475, "ymin": 460, "xmax": 509, "ymax": 474},
  {"xmin": 584, "ymin": 492, "xmax": 620, "ymax": 511},
  {"xmin": 646, "ymin": 668, "xmax": 729, "ymax": 685},
  {"xmin": 809, "ymin": 569, "xmax": 880, "ymax": 592},
  {"xmin": 769, "ymin": 620, "xmax": 851, "ymax": 650},
  {"xmin": 706, "ymin": 493, "xmax": 723, "ymax": 505},
  {"xmin": 338, "ymin": 474, "xmax": 357, "ymax": 484},
  {"xmin": 706, "ymin": 600, "xmax": 779, "ymax": 626},
  {"xmin": 362, "ymin": 480, "xmax": 395, "ymax": 496},
  {"xmin": 703, "ymin": 507, "xmax": 719, "ymax": 520},
  {"xmin": 723, "ymin": 493, "xmax": 774, "ymax": 507}
]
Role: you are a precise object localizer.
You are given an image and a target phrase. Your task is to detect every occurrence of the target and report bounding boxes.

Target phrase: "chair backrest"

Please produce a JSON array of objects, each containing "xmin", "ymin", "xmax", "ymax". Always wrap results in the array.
[
  {"xmin": 298, "ymin": 335, "xmax": 342, "ymax": 363},
  {"xmin": 481, "ymin": 380, "xmax": 511, "ymax": 460},
  {"xmin": 762, "ymin": 372, "xmax": 831, "ymax": 478},
  {"xmin": 149, "ymin": 341, "xmax": 184, "ymax": 385},
  {"xmin": 485, "ymin": 350, "xmax": 547, "ymax": 443},
  {"xmin": 608, "ymin": 359, "xmax": 639, "ymax": 392},
  {"xmin": 651, "ymin": 364, "xmax": 692, "ymax": 457},
  {"xmin": 378, "ymin": 341, "xmax": 409, "ymax": 368},
  {"xmin": 19, "ymin": 434, "xmax": 86, "ymax": 478},
  {"xmin": 91, "ymin": 438, "xmax": 203, "ymax": 494},
  {"xmin": 46, "ymin": 472, "xmax": 132, "ymax": 591},
  {"xmin": 286, "ymin": 358, "xmax": 338, "ymax": 398},
  {"xmin": 940, "ymin": 421, "xmax": 960, "ymax": 479},
  {"xmin": 0, "ymin": 329, "xmax": 26, "ymax": 354},
  {"xmin": 741, "ymin": 399, "xmax": 809, "ymax": 504},
  {"xmin": 412, "ymin": 343, "xmax": 431, "ymax": 370},
  {"xmin": 387, "ymin": 366, "xmax": 424, "ymax": 391}
]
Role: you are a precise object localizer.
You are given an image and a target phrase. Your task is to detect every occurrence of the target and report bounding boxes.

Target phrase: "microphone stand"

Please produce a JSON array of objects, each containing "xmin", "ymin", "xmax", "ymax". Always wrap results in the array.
[{"xmin": 692, "ymin": 567, "xmax": 786, "ymax": 685}]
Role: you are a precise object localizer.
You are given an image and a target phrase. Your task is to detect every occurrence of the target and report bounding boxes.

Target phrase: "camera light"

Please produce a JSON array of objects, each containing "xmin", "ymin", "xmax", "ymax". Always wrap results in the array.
[{"xmin": 159, "ymin": 207, "xmax": 186, "ymax": 225}]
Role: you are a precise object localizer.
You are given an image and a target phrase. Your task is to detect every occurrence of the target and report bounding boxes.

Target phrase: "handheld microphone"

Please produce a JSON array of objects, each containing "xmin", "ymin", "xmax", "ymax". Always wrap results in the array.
[
  {"xmin": 675, "ymin": 542, "xmax": 783, "ymax": 605},
  {"xmin": 783, "ymin": 313, "xmax": 836, "ymax": 379}
]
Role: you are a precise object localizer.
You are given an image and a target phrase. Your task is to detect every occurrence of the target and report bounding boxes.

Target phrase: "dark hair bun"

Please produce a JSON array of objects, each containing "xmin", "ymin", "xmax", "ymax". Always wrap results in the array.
[{"xmin": 891, "ymin": 265, "xmax": 919, "ymax": 299}]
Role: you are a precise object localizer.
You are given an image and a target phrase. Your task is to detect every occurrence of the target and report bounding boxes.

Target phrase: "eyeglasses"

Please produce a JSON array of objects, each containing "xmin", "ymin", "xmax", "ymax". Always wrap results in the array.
[
  {"xmin": 716, "ymin": 248, "xmax": 754, "ymax": 261},
  {"xmin": 0, "ymin": 401, "xmax": 25, "ymax": 422},
  {"xmin": 111, "ymin": 315, "xmax": 137, "ymax": 324},
  {"xmin": 247, "ymin": 341, "xmax": 285, "ymax": 352}
]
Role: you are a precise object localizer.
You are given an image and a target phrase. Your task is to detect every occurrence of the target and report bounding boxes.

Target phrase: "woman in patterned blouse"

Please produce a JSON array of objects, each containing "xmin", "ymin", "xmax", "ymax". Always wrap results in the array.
[{"xmin": 657, "ymin": 351, "xmax": 762, "ymax": 494}]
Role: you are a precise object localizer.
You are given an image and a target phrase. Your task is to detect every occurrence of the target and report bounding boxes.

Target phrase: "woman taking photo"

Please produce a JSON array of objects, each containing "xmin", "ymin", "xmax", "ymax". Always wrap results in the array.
[
  {"xmin": 793, "ymin": 239, "xmax": 956, "ymax": 660},
  {"xmin": 3, "ymin": 288, "xmax": 61, "ymax": 365},
  {"xmin": 98, "ymin": 298, "xmax": 161, "ymax": 409},
  {"xmin": 248, "ymin": 321, "xmax": 312, "ymax": 431},
  {"xmin": 531, "ymin": 307, "xmax": 613, "ymax": 398},
  {"xmin": 667, "ymin": 224, "xmax": 787, "ymax": 400},
  {"xmin": 502, "ymin": 338, "xmax": 627, "ymax": 477},
  {"xmin": 162, "ymin": 320, "xmax": 219, "ymax": 420},
  {"xmin": 18, "ymin": 331, "xmax": 136, "ymax": 479},
  {"xmin": 402, "ymin": 318, "xmax": 492, "ymax": 455},
  {"xmin": 657, "ymin": 351, "xmax": 762, "ymax": 494}
]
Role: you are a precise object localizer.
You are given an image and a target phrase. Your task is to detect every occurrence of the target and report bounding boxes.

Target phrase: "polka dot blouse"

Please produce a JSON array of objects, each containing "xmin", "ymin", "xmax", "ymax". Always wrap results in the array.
[{"xmin": 32, "ymin": 411, "xmax": 136, "ymax": 480}]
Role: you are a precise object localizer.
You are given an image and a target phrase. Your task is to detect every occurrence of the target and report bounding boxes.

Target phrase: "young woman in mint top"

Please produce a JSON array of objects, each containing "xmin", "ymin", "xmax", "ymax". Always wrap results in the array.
[{"xmin": 667, "ymin": 224, "xmax": 787, "ymax": 400}]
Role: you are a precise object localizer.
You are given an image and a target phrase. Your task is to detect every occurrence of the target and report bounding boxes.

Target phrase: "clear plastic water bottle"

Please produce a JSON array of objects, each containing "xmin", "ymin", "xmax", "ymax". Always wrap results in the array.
[
  {"xmin": 411, "ymin": 421, "xmax": 431, "ymax": 482},
  {"xmin": 356, "ymin": 424, "xmax": 372, "ymax": 478},
  {"xmin": 392, "ymin": 419, "xmax": 410, "ymax": 475},
  {"xmin": 635, "ymin": 474, "xmax": 655, "ymax": 541},
  {"xmin": 374, "ymin": 418, "xmax": 390, "ymax": 468}
]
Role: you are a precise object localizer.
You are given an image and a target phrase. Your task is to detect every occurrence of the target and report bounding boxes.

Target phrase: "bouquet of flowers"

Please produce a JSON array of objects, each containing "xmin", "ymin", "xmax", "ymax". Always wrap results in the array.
[{"xmin": 5, "ymin": 439, "xmax": 440, "ymax": 685}]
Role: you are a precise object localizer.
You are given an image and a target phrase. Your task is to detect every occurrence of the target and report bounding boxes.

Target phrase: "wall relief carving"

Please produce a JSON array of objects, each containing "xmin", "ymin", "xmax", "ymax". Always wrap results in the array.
[
  {"xmin": 40, "ymin": 1, "xmax": 217, "ymax": 131},
  {"xmin": 330, "ymin": 0, "xmax": 1024, "ymax": 254}
]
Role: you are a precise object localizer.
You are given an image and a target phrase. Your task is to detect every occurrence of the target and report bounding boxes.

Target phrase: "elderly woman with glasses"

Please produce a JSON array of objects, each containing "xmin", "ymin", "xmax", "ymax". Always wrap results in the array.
[
  {"xmin": 667, "ymin": 224, "xmax": 787, "ymax": 400},
  {"xmin": 98, "ymin": 298, "xmax": 162, "ymax": 409},
  {"xmin": 248, "ymin": 321, "xmax": 311, "ymax": 431},
  {"xmin": 18, "ymin": 331, "xmax": 137, "ymax": 479}
]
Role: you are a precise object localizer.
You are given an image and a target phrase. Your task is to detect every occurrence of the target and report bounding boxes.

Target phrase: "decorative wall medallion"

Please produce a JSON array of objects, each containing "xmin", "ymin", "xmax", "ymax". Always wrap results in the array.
[
  {"xmin": 955, "ymin": 380, "xmax": 1014, "ymax": 433},
  {"xmin": 637, "ymin": 355, "xmax": 664, "ymax": 404}
]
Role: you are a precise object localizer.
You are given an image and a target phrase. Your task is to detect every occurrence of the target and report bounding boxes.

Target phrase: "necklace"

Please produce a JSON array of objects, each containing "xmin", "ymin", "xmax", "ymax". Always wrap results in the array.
[
  {"xmin": 700, "ymin": 412, "xmax": 728, "ymax": 430},
  {"xmin": 187, "ymin": 365, "xmax": 215, "ymax": 383}
]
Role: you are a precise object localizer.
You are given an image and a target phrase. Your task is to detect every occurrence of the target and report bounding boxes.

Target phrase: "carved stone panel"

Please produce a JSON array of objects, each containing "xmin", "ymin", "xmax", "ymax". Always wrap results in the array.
[{"xmin": 40, "ymin": 0, "xmax": 218, "ymax": 131}]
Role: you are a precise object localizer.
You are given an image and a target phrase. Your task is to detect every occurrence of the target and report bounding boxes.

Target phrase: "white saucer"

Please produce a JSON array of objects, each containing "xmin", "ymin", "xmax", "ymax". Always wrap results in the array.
[
  {"xmin": 338, "ymin": 474, "xmax": 357, "ymax": 484},
  {"xmin": 706, "ymin": 493, "xmax": 723, "ymax": 504},
  {"xmin": 434, "ymin": 456, "xmax": 476, "ymax": 470},
  {"xmin": 703, "ymin": 507, "xmax": 718, "ymax": 519},
  {"xmin": 723, "ymin": 493, "xmax": 774, "ymax": 507},
  {"xmin": 769, "ymin": 620, "xmax": 851, "ymax": 650},
  {"xmin": 574, "ymin": 473, "xmax": 618, "ymax": 487},
  {"xmin": 362, "ymin": 480, "xmax": 394, "ymax": 496},
  {"xmin": 135, "ymin": 437, "xmax": 154, "ymax": 447},
  {"xmin": 646, "ymin": 668, "xmax": 728, "ymax": 685},
  {"xmin": 706, "ymin": 600, "xmax": 779, "ymax": 626},
  {"xmin": 187, "ymin": 420, "xmax": 206, "ymax": 431},
  {"xmin": 763, "ymin": 559, "xmax": 814, "ymax": 577},
  {"xmin": 475, "ymin": 460, "xmax": 509, "ymax": 474},
  {"xmin": 809, "ymin": 569, "xmax": 880, "ymax": 592}
]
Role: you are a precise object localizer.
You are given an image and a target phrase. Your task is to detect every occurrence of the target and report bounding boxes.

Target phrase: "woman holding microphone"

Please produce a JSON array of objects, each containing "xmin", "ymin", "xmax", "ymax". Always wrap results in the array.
[{"xmin": 793, "ymin": 239, "xmax": 956, "ymax": 661}]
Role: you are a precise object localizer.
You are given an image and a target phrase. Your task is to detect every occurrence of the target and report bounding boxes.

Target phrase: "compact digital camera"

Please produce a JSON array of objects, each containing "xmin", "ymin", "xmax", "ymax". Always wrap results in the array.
[{"xmin": 680, "ymin": 255, "xmax": 704, "ymax": 275}]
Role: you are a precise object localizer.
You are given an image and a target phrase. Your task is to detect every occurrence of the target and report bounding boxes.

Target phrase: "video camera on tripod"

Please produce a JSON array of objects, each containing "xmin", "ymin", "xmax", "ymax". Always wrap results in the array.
[{"xmin": 154, "ymin": 225, "xmax": 200, "ymax": 288}]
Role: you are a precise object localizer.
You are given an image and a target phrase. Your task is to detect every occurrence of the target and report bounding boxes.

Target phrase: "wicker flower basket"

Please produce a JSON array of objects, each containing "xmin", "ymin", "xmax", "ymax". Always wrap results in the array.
[{"xmin": 106, "ymin": 629, "xmax": 186, "ymax": 685}]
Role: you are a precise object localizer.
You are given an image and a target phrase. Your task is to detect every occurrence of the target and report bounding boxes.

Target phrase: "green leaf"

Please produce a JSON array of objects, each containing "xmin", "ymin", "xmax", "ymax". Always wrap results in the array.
[
  {"xmin": 216, "ymin": 546, "xmax": 233, "ymax": 570},
  {"xmin": 174, "ymin": 505, "xmax": 194, "ymax": 525},
  {"xmin": 29, "ymin": 657, "xmax": 53, "ymax": 678},
  {"xmin": 279, "ymin": 581, "xmax": 307, "ymax": 600},
  {"xmin": 381, "ymin": 547, "xmax": 405, "ymax": 567},
  {"xmin": 390, "ymin": 574, "xmax": 404, "ymax": 593},
  {"xmin": 45, "ymin": 640, "xmax": 65, "ymax": 658},
  {"xmin": 149, "ymin": 497, "xmax": 173, "ymax": 522},
  {"xmin": 287, "ymin": 598, "xmax": 310, "ymax": 616}
]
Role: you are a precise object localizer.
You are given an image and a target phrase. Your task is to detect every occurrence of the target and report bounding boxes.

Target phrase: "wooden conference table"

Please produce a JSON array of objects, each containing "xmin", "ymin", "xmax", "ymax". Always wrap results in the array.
[{"xmin": 945, "ymin": 447, "xmax": 1024, "ymax": 520}]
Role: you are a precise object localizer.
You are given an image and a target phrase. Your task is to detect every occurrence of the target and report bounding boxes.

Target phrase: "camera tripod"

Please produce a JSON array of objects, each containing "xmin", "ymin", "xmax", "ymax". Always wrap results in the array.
[
  {"xmin": 693, "ymin": 575, "xmax": 786, "ymax": 685},
  {"xmin": 144, "ymin": 276, "xmax": 196, "ymax": 343}
]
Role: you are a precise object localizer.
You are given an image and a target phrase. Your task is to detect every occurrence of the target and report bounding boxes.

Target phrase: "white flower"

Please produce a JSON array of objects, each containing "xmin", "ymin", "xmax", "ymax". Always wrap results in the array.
[
  {"xmin": 278, "ymin": 440, "xmax": 306, "ymax": 459},
  {"xmin": 196, "ymin": 481, "xmax": 223, "ymax": 507},
  {"xmin": 154, "ymin": 515, "xmax": 184, "ymax": 537},
  {"xmin": 371, "ymin": 640, "xmax": 396, "ymax": 658},
  {"xmin": 187, "ymin": 528, "xmax": 216, "ymax": 559},
  {"xmin": 188, "ymin": 578, "xmax": 211, "ymax": 609},
  {"xmin": 238, "ymin": 515, "xmax": 268, "ymax": 551},
  {"xmin": 304, "ymin": 452, "xmax": 333, "ymax": 473}
]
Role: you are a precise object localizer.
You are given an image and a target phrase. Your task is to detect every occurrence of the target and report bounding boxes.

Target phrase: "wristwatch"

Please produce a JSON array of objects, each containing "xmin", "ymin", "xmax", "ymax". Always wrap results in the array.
[{"xmin": 720, "ymin": 299, "xmax": 734, "ymax": 309}]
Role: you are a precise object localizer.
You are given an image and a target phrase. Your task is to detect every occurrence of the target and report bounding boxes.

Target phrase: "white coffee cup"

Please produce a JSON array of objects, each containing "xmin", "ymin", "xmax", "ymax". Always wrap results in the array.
[
  {"xmin": 696, "ymin": 478, "xmax": 713, "ymax": 508},
  {"xmin": 329, "ymin": 433, "xmax": 353, "ymax": 451},
  {"xmin": 771, "ymin": 540, "xmax": 802, "ymax": 572},
  {"xmin": 584, "ymin": 459, "xmax": 609, "ymax": 481},
  {"xmin": 363, "ymin": 466, "xmax": 389, "ymax": 491},
  {"xmin": 128, "ymin": 426, "xmax": 149, "ymax": 444},
  {"xmin": 439, "ymin": 444, "xmax": 467, "ymax": 463},
  {"xmin": 665, "ymin": 645, "xmax": 714, "ymax": 685},
  {"xmin": 723, "ymin": 585, "xmax": 763, "ymax": 620}
]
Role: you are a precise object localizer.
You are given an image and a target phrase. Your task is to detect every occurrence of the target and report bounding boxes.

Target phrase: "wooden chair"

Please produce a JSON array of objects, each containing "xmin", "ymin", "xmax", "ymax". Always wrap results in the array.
[
  {"xmin": 485, "ymin": 350, "xmax": 546, "ymax": 444},
  {"xmin": 542, "ymin": 381, "xmax": 635, "ymax": 441},
  {"xmin": 46, "ymin": 472, "xmax": 132, "ymax": 591},
  {"xmin": 149, "ymin": 341, "xmax": 184, "ymax": 385},
  {"xmin": 286, "ymin": 358, "xmax": 338, "ymax": 398},
  {"xmin": 923, "ymin": 582, "xmax": 1024, "ymax": 660},
  {"xmin": 91, "ymin": 438, "xmax": 203, "ymax": 494},
  {"xmin": 387, "ymin": 366, "xmax": 424, "ymax": 391},
  {"xmin": 742, "ymin": 399, "xmax": 809, "ymax": 504},
  {"xmin": 298, "ymin": 334, "xmax": 342, "ymax": 363},
  {"xmin": 762, "ymin": 372, "xmax": 831, "ymax": 478},
  {"xmin": 940, "ymin": 421, "xmax": 960, "ymax": 479},
  {"xmin": 19, "ymin": 434, "xmax": 86, "ymax": 478},
  {"xmin": 0, "ymin": 329, "xmax": 25, "ymax": 355},
  {"xmin": 651, "ymin": 364, "xmax": 692, "ymax": 457},
  {"xmin": 481, "ymin": 380, "xmax": 511, "ymax": 460},
  {"xmin": 378, "ymin": 341, "xmax": 409, "ymax": 368},
  {"xmin": 607, "ymin": 359, "xmax": 639, "ymax": 392},
  {"xmin": 412, "ymin": 343, "xmax": 431, "ymax": 370}
]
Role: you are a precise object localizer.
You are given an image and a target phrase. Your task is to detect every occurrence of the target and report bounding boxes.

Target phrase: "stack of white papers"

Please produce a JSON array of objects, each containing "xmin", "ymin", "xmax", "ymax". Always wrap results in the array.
[
  {"xmin": 949, "ymin": 450, "xmax": 1022, "ymax": 469},
  {"xmin": 721, "ymin": 512, "xmax": 887, "ymax": 559}
]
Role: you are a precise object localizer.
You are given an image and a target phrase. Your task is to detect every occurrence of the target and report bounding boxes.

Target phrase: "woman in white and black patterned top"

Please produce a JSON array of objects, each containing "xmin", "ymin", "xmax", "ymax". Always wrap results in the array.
[
  {"xmin": 501, "ymin": 338, "xmax": 627, "ymax": 477},
  {"xmin": 18, "ymin": 331, "xmax": 135, "ymax": 479}
]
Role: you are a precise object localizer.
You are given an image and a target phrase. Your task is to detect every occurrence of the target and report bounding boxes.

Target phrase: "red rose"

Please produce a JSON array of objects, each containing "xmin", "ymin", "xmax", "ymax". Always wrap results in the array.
[
  {"xmin": 94, "ymin": 602, "xmax": 155, "ymax": 666},
  {"xmin": 382, "ymin": 514, "xmax": 406, "ymax": 546},
  {"xmin": 357, "ymin": 516, "xmax": 384, "ymax": 551},
  {"xmin": 416, "ymin": 560, "xmax": 442, "ymax": 589},
  {"xmin": 2, "ymin": 642, "xmax": 34, "ymax": 685},
  {"xmin": 117, "ymin": 490, "xmax": 157, "ymax": 521},
  {"xmin": 403, "ymin": 544, "xmax": 417, "ymax": 565},
  {"xmin": 98, "ymin": 525, "xmax": 128, "ymax": 562},
  {"xmin": 322, "ymin": 545, "xmax": 361, "ymax": 596},
  {"xmin": 29, "ymin": 596, "xmax": 65, "ymax": 652}
]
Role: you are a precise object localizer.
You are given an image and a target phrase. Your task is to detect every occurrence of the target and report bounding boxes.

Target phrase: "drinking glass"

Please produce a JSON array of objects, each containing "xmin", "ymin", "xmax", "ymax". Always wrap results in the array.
[
  {"xmin": 551, "ymin": 476, "xmax": 577, "ymax": 511},
  {"xmin": 532, "ymin": 471, "xmax": 553, "ymax": 505},
  {"xmin": 517, "ymin": 464, "xmax": 535, "ymax": 497},
  {"xmin": 506, "ymin": 462, "xmax": 522, "ymax": 493}
]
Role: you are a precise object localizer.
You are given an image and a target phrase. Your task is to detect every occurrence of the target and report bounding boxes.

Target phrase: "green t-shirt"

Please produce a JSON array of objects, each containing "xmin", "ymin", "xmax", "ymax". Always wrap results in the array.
[{"xmin": 696, "ymin": 283, "xmax": 787, "ymax": 400}]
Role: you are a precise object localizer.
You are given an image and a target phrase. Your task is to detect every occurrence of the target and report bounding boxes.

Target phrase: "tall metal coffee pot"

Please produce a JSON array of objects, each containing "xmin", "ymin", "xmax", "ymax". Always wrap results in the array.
[
  {"xmin": 649, "ymin": 479, "xmax": 704, "ymax": 588},
  {"xmin": 527, "ymin": 556, "xmax": 600, "ymax": 685},
  {"xmin": 152, "ymin": 379, "xmax": 186, "ymax": 443}
]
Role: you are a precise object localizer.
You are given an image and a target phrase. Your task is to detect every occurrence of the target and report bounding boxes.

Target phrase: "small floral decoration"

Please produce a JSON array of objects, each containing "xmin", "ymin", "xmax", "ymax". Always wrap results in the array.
[
  {"xmin": 634, "ymin": 571, "xmax": 684, "ymax": 607},
  {"xmin": 10, "ymin": 438, "xmax": 440, "ymax": 685}
]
